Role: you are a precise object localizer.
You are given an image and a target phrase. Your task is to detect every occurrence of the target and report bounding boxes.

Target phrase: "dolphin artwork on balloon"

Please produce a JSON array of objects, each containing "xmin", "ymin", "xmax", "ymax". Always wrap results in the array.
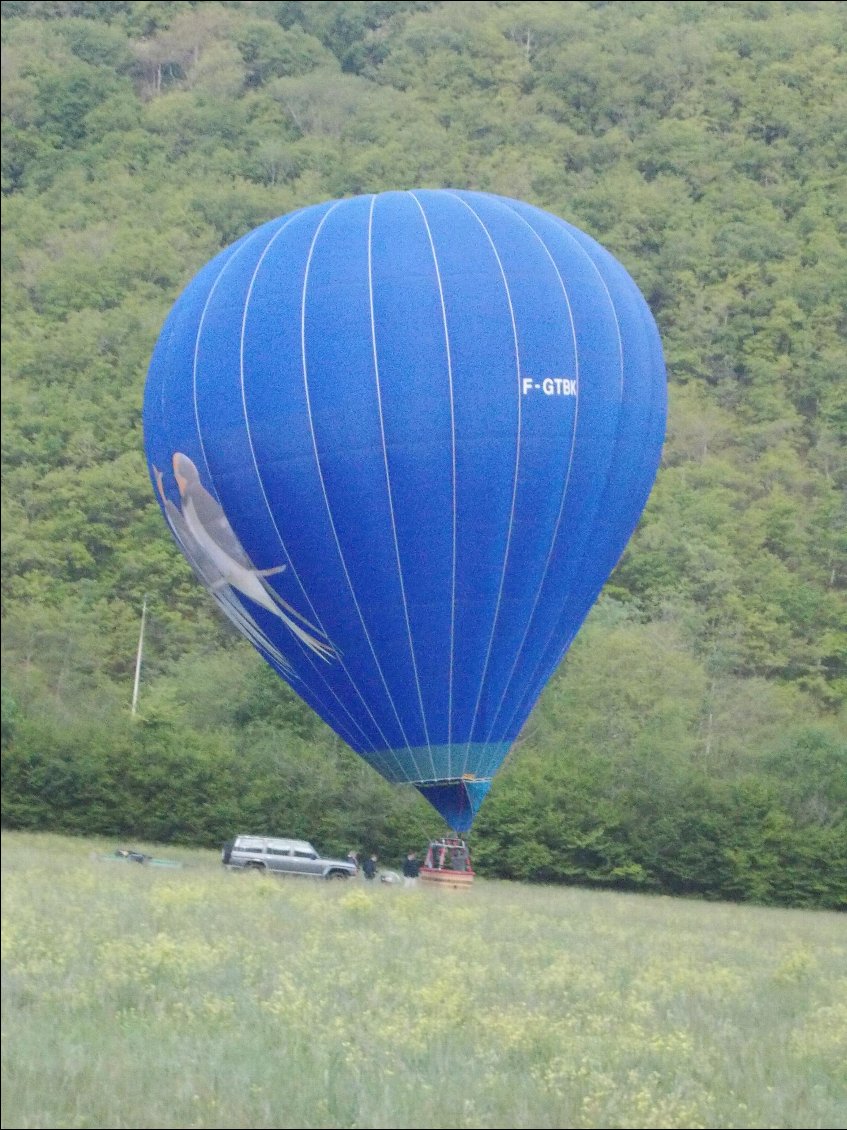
[{"xmin": 154, "ymin": 454, "xmax": 336, "ymax": 675}]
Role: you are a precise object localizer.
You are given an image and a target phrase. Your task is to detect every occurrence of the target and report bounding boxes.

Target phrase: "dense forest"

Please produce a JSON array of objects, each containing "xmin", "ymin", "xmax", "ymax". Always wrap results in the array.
[{"xmin": 1, "ymin": 0, "xmax": 845, "ymax": 909}]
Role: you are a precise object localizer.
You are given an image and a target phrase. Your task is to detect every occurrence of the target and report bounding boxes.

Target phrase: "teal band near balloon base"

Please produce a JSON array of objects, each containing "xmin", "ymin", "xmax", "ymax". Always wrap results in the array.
[
  {"xmin": 363, "ymin": 742, "xmax": 510, "ymax": 787},
  {"xmin": 361, "ymin": 742, "xmax": 500, "ymax": 831}
]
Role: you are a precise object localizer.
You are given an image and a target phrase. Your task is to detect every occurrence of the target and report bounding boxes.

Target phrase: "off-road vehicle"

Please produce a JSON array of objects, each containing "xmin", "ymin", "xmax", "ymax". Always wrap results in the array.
[{"xmin": 221, "ymin": 836, "xmax": 357, "ymax": 879}]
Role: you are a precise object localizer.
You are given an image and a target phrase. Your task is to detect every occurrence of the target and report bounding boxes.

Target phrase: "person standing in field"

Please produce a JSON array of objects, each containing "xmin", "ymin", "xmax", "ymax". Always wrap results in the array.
[
  {"xmin": 403, "ymin": 851, "xmax": 420, "ymax": 888},
  {"xmin": 362, "ymin": 853, "xmax": 378, "ymax": 880}
]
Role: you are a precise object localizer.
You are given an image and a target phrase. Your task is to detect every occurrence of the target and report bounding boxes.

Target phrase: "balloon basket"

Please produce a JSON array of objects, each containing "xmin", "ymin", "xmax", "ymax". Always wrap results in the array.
[
  {"xmin": 419, "ymin": 836, "xmax": 475, "ymax": 889},
  {"xmin": 419, "ymin": 867, "xmax": 475, "ymax": 890}
]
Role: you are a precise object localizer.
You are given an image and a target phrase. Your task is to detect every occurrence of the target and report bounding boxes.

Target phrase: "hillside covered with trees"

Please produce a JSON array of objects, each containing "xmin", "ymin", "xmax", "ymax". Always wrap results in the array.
[{"xmin": 2, "ymin": 0, "xmax": 845, "ymax": 908}]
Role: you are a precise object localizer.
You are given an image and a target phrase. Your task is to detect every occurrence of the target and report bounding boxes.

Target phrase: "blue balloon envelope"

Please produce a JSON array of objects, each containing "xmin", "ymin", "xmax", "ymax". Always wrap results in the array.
[{"xmin": 143, "ymin": 190, "xmax": 666, "ymax": 832}]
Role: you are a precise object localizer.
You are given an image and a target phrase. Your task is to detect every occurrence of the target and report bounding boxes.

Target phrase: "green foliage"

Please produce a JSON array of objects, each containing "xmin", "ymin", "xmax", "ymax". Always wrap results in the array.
[
  {"xmin": 1, "ymin": 0, "xmax": 845, "ymax": 908},
  {"xmin": 471, "ymin": 601, "xmax": 846, "ymax": 908}
]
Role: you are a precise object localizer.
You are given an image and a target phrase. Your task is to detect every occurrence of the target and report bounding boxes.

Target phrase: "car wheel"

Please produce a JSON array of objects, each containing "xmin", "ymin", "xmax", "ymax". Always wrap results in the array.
[
  {"xmin": 326, "ymin": 870, "xmax": 349, "ymax": 880},
  {"xmin": 244, "ymin": 861, "xmax": 265, "ymax": 872}
]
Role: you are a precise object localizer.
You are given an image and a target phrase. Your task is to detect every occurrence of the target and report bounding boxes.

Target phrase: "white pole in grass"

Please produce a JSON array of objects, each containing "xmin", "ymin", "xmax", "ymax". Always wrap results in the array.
[{"xmin": 131, "ymin": 597, "xmax": 147, "ymax": 716}]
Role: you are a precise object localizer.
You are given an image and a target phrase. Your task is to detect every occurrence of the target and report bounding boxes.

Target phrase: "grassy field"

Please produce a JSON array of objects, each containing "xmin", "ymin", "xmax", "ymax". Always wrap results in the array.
[{"xmin": 1, "ymin": 831, "xmax": 845, "ymax": 1129}]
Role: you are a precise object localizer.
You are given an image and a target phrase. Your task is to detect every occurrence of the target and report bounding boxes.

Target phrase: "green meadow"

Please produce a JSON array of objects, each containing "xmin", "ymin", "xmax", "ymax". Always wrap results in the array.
[{"xmin": 2, "ymin": 832, "xmax": 845, "ymax": 1129}]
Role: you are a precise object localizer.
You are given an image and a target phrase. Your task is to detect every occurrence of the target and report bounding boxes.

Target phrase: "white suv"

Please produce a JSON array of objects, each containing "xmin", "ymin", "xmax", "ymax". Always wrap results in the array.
[{"xmin": 222, "ymin": 836, "xmax": 357, "ymax": 880}]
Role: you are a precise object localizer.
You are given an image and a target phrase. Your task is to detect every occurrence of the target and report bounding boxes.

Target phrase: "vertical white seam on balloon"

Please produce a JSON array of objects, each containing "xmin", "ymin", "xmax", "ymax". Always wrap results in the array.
[
  {"xmin": 481, "ymin": 207, "xmax": 580, "ymax": 745},
  {"xmin": 527, "ymin": 312, "xmax": 663, "ymax": 697},
  {"xmin": 447, "ymin": 193, "xmax": 523, "ymax": 776},
  {"xmin": 160, "ymin": 238, "xmax": 245, "ymax": 430},
  {"xmin": 367, "ymin": 196, "xmax": 435, "ymax": 776},
  {"xmin": 188, "ymin": 219, "xmax": 369, "ymax": 753},
  {"xmin": 409, "ymin": 190, "xmax": 458, "ymax": 776},
  {"xmin": 154, "ymin": 242, "xmax": 297, "ymax": 682},
  {"xmin": 494, "ymin": 269, "xmax": 625, "ymax": 743},
  {"xmin": 492, "ymin": 222, "xmax": 627, "ymax": 747},
  {"xmin": 182, "ymin": 227, "xmax": 344, "ymax": 700},
  {"xmin": 239, "ymin": 213, "xmax": 382, "ymax": 755},
  {"xmin": 300, "ymin": 199, "xmax": 417, "ymax": 780},
  {"xmin": 192, "ymin": 235, "xmax": 262, "ymax": 478}
]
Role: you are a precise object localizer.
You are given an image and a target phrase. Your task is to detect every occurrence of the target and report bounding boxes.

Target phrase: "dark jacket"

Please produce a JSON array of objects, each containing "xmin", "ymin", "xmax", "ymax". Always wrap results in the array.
[{"xmin": 403, "ymin": 855, "xmax": 420, "ymax": 878}]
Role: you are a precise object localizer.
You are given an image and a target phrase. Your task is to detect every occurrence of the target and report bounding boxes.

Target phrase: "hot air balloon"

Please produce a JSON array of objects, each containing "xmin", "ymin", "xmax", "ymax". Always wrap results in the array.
[{"xmin": 143, "ymin": 189, "xmax": 666, "ymax": 834}]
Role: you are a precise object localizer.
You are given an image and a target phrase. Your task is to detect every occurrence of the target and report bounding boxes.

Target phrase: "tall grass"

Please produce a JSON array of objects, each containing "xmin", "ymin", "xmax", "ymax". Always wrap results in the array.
[{"xmin": 2, "ymin": 831, "xmax": 845, "ymax": 1129}]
